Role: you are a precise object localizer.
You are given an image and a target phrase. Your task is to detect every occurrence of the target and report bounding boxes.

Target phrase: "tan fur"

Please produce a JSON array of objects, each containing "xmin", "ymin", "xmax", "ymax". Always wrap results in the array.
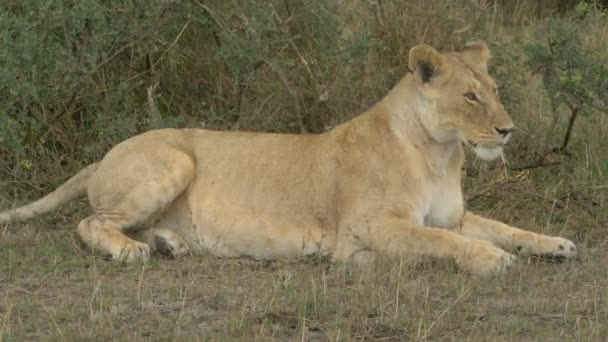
[{"xmin": 0, "ymin": 42, "xmax": 576, "ymax": 276}]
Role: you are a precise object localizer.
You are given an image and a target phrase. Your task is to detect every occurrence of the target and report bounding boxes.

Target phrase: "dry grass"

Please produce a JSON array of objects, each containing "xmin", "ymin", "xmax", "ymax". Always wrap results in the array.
[{"xmin": 1, "ymin": 191, "xmax": 607, "ymax": 341}]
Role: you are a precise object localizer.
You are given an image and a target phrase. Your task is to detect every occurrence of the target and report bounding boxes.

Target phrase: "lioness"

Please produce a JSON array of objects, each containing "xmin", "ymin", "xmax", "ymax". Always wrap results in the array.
[{"xmin": 0, "ymin": 41, "xmax": 576, "ymax": 276}]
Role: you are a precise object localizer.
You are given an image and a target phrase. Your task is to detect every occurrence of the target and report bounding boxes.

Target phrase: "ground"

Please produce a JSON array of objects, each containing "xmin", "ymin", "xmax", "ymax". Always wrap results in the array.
[{"xmin": 1, "ymin": 162, "xmax": 607, "ymax": 340}]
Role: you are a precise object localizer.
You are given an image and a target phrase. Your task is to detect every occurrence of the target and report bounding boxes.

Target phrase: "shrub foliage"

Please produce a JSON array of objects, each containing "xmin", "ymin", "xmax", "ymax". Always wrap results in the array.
[{"xmin": 0, "ymin": 0, "xmax": 605, "ymax": 195}]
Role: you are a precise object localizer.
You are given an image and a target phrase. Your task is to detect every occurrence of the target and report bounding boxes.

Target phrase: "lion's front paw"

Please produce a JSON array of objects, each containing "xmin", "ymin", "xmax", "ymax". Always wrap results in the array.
[
  {"xmin": 459, "ymin": 240, "xmax": 516, "ymax": 277},
  {"xmin": 517, "ymin": 235, "xmax": 577, "ymax": 262}
]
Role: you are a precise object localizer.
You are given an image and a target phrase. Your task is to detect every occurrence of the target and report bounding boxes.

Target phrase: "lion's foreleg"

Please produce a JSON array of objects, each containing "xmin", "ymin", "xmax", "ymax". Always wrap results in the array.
[
  {"xmin": 336, "ymin": 216, "xmax": 515, "ymax": 276},
  {"xmin": 460, "ymin": 212, "xmax": 577, "ymax": 259}
]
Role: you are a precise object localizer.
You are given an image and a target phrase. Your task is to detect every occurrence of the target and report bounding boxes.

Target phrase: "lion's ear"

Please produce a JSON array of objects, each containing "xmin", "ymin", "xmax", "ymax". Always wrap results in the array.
[
  {"xmin": 463, "ymin": 40, "xmax": 491, "ymax": 71},
  {"xmin": 408, "ymin": 44, "xmax": 446, "ymax": 83}
]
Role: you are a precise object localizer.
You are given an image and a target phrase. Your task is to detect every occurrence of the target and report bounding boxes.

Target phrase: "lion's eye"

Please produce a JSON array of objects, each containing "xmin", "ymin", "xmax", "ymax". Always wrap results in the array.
[{"xmin": 464, "ymin": 92, "xmax": 478, "ymax": 102}]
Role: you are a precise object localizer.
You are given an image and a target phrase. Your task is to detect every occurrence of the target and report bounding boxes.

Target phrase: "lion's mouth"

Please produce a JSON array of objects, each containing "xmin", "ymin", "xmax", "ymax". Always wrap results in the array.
[
  {"xmin": 469, "ymin": 141, "xmax": 505, "ymax": 161},
  {"xmin": 469, "ymin": 141, "xmax": 506, "ymax": 161}
]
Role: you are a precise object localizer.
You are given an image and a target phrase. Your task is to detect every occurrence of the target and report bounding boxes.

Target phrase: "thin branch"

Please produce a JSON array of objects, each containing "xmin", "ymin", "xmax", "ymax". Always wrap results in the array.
[
  {"xmin": 283, "ymin": 0, "xmax": 291, "ymax": 17},
  {"xmin": 271, "ymin": 10, "xmax": 318, "ymax": 87},
  {"xmin": 509, "ymin": 160, "xmax": 561, "ymax": 172},
  {"xmin": 152, "ymin": 20, "xmax": 190, "ymax": 69},
  {"xmin": 196, "ymin": 1, "xmax": 225, "ymax": 47},
  {"xmin": 558, "ymin": 104, "xmax": 579, "ymax": 152},
  {"xmin": 94, "ymin": 42, "xmax": 134, "ymax": 71},
  {"xmin": 195, "ymin": 1, "xmax": 229, "ymax": 33},
  {"xmin": 146, "ymin": 82, "xmax": 161, "ymax": 119},
  {"xmin": 265, "ymin": 61, "xmax": 306, "ymax": 134},
  {"xmin": 420, "ymin": 287, "xmax": 472, "ymax": 340},
  {"xmin": 467, "ymin": 151, "xmax": 561, "ymax": 177}
]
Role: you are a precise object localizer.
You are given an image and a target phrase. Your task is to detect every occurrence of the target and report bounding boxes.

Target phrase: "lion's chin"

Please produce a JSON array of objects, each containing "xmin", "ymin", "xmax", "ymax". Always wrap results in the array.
[{"xmin": 473, "ymin": 145, "xmax": 504, "ymax": 161}]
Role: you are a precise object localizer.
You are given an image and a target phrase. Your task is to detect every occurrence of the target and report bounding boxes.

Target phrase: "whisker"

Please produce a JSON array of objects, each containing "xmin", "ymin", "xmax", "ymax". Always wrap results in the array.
[
  {"xmin": 470, "ymin": 133, "xmax": 497, "ymax": 140},
  {"xmin": 473, "ymin": 138, "xmax": 499, "ymax": 143},
  {"xmin": 500, "ymin": 151, "xmax": 511, "ymax": 178},
  {"xmin": 511, "ymin": 125, "xmax": 545, "ymax": 145}
]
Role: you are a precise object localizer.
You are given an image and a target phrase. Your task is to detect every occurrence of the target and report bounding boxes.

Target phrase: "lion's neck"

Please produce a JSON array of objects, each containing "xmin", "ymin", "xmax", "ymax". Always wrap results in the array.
[{"xmin": 379, "ymin": 75, "xmax": 464, "ymax": 176}]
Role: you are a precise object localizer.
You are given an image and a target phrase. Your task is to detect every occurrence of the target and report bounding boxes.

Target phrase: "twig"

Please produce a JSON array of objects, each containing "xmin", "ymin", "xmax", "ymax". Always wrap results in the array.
[
  {"xmin": 196, "ymin": 1, "xmax": 226, "ymax": 47},
  {"xmin": 419, "ymin": 287, "xmax": 471, "ymax": 341},
  {"xmin": 468, "ymin": 152, "xmax": 560, "ymax": 176},
  {"xmin": 375, "ymin": 0, "xmax": 387, "ymax": 32},
  {"xmin": 152, "ymin": 20, "xmax": 190, "ymax": 69},
  {"xmin": 94, "ymin": 42, "xmax": 134, "ymax": 71},
  {"xmin": 283, "ymin": 0, "xmax": 291, "ymax": 17},
  {"xmin": 509, "ymin": 160, "xmax": 561, "ymax": 172},
  {"xmin": 196, "ymin": 1, "xmax": 230, "ymax": 34},
  {"xmin": 0, "ymin": 302, "xmax": 14, "ymax": 338},
  {"xmin": 557, "ymin": 101, "xmax": 580, "ymax": 153},
  {"xmin": 488, "ymin": 0, "xmax": 498, "ymax": 39},
  {"xmin": 146, "ymin": 82, "xmax": 161, "ymax": 119},
  {"xmin": 41, "ymin": 302, "xmax": 66, "ymax": 340},
  {"xmin": 265, "ymin": 61, "xmax": 307, "ymax": 133},
  {"xmin": 271, "ymin": 10, "xmax": 317, "ymax": 85}
]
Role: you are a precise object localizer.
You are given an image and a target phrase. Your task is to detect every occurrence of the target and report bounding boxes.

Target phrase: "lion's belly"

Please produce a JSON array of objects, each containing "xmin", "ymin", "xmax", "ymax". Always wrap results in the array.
[
  {"xmin": 157, "ymin": 187, "xmax": 337, "ymax": 260},
  {"xmin": 190, "ymin": 210, "xmax": 335, "ymax": 259}
]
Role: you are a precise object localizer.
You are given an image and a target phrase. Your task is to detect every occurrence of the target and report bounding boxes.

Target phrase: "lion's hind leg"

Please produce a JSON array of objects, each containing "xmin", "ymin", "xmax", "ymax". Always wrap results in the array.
[
  {"xmin": 78, "ymin": 216, "xmax": 152, "ymax": 263},
  {"xmin": 78, "ymin": 145, "xmax": 195, "ymax": 263},
  {"xmin": 130, "ymin": 228, "xmax": 189, "ymax": 259}
]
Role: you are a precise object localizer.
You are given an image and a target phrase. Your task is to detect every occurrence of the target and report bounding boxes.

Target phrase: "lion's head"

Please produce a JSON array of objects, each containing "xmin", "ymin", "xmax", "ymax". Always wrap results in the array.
[{"xmin": 407, "ymin": 41, "xmax": 513, "ymax": 161}]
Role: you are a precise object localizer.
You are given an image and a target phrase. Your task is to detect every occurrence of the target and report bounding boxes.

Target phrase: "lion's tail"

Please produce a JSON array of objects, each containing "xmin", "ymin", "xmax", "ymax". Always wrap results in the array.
[{"xmin": 0, "ymin": 162, "xmax": 100, "ymax": 223}]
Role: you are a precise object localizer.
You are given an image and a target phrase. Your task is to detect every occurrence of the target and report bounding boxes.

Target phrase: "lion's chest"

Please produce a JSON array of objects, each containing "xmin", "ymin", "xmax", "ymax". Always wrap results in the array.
[{"xmin": 423, "ymin": 179, "xmax": 464, "ymax": 229}]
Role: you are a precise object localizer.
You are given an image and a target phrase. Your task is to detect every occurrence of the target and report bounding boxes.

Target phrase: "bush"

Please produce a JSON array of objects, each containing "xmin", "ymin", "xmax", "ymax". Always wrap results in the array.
[
  {"xmin": 0, "ymin": 0, "xmax": 192, "ymax": 185},
  {"xmin": 484, "ymin": 1, "xmax": 608, "ymax": 169},
  {"xmin": 0, "ymin": 0, "xmax": 492, "ymax": 196},
  {"xmin": 524, "ymin": 2, "xmax": 608, "ymax": 153}
]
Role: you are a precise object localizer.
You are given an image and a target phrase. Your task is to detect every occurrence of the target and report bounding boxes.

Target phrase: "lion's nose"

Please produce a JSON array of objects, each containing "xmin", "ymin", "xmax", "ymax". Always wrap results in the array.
[{"xmin": 495, "ymin": 126, "xmax": 513, "ymax": 136}]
